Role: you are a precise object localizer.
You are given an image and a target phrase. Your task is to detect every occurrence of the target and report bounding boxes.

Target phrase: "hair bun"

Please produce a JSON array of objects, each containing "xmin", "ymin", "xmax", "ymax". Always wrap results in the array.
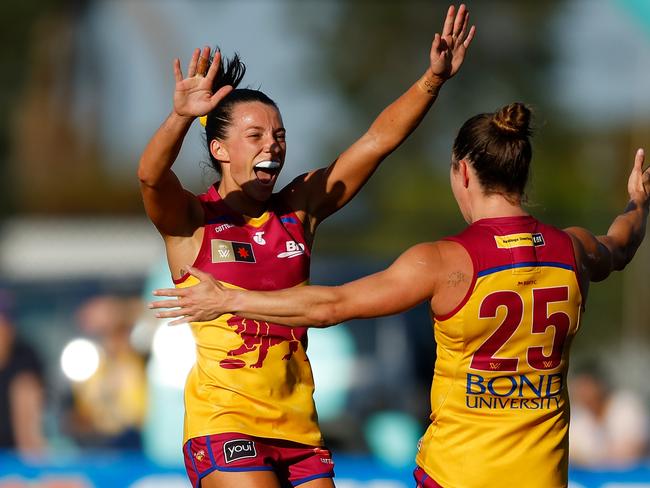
[{"xmin": 492, "ymin": 102, "xmax": 531, "ymax": 137}]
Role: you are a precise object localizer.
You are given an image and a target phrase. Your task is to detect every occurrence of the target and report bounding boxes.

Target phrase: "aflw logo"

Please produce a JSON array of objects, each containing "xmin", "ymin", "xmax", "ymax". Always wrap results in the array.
[
  {"xmin": 223, "ymin": 439, "xmax": 257, "ymax": 463},
  {"xmin": 277, "ymin": 240, "xmax": 305, "ymax": 258}
]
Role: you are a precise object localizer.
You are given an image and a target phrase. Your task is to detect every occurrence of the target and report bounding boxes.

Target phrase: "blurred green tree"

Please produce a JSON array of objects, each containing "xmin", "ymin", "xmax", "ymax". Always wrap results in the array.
[{"xmin": 289, "ymin": 0, "xmax": 648, "ymax": 353}]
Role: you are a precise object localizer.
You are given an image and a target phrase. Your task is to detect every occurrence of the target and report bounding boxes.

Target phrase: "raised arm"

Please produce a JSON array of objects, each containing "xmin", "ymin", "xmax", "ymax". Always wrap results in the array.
[
  {"xmin": 150, "ymin": 242, "xmax": 441, "ymax": 327},
  {"xmin": 138, "ymin": 47, "xmax": 233, "ymax": 237},
  {"xmin": 566, "ymin": 148, "xmax": 650, "ymax": 283},
  {"xmin": 284, "ymin": 4, "xmax": 475, "ymax": 230}
]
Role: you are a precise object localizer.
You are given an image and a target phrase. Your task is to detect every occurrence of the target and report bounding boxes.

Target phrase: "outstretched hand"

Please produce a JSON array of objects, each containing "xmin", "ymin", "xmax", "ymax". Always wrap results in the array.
[
  {"xmin": 628, "ymin": 148, "xmax": 650, "ymax": 208},
  {"xmin": 173, "ymin": 46, "xmax": 233, "ymax": 119},
  {"xmin": 429, "ymin": 4, "xmax": 476, "ymax": 82},
  {"xmin": 149, "ymin": 266, "xmax": 229, "ymax": 325}
]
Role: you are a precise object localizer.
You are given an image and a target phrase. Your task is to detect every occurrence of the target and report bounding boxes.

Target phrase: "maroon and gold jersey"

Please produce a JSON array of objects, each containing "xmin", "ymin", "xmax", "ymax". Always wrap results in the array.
[
  {"xmin": 417, "ymin": 216, "xmax": 582, "ymax": 488},
  {"xmin": 176, "ymin": 186, "xmax": 322, "ymax": 446}
]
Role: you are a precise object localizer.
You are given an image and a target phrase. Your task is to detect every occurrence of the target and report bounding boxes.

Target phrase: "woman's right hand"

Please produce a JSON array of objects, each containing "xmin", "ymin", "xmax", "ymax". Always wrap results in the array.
[
  {"xmin": 150, "ymin": 266, "xmax": 230, "ymax": 325},
  {"xmin": 428, "ymin": 4, "xmax": 475, "ymax": 83},
  {"xmin": 173, "ymin": 46, "xmax": 233, "ymax": 118}
]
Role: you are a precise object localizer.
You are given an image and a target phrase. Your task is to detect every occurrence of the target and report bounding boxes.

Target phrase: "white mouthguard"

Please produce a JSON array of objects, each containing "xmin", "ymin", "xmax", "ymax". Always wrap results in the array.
[{"xmin": 254, "ymin": 160, "xmax": 281, "ymax": 170}]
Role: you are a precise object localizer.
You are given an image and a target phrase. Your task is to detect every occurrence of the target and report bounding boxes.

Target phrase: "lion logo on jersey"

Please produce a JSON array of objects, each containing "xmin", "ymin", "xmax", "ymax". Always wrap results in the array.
[{"xmin": 219, "ymin": 316, "xmax": 307, "ymax": 369}]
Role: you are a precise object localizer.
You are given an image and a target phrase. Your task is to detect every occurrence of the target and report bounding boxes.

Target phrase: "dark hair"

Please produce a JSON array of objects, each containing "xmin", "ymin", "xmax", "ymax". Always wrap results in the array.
[
  {"xmin": 204, "ymin": 52, "xmax": 279, "ymax": 175},
  {"xmin": 452, "ymin": 102, "xmax": 533, "ymax": 198}
]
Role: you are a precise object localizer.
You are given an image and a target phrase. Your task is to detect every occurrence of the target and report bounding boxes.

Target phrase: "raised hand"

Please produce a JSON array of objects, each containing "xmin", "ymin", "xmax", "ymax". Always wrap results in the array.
[
  {"xmin": 173, "ymin": 46, "xmax": 233, "ymax": 118},
  {"xmin": 628, "ymin": 148, "xmax": 650, "ymax": 207},
  {"xmin": 429, "ymin": 4, "xmax": 476, "ymax": 82},
  {"xmin": 149, "ymin": 266, "xmax": 229, "ymax": 325}
]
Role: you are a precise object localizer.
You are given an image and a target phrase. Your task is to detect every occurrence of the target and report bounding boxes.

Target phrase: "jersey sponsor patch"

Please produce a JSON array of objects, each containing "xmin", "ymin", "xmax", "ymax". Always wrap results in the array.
[
  {"xmin": 532, "ymin": 232, "xmax": 545, "ymax": 246},
  {"xmin": 211, "ymin": 239, "xmax": 256, "ymax": 263},
  {"xmin": 223, "ymin": 439, "xmax": 257, "ymax": 463},
  {"xmin": 214, "ymin": 222, "xmax": 235, "ymax": 233},
  {"xmin": 494, "ymin": 232, "xmax": 545, "ymax": 249},
  {"xmin": 277, "ymin": 240, "xmax": 306, "ymax": 258},
  {"xmin": 253, "ymin": 231, "xmax": 266, "ymax": 245}
]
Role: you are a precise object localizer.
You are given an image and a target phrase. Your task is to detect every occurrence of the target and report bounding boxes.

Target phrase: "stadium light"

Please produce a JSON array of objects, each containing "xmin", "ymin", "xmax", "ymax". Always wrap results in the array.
[
  {"xmin": 60, "ymin": 338, "xmax": 100, "ymax": 382},
  {"xmin": 150, "ymin": 322, "xmax": 196, "ymax": 389}
]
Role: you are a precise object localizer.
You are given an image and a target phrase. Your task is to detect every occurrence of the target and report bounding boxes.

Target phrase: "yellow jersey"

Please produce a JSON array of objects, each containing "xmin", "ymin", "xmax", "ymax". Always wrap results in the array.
[
  {"xmin": 176, "ymin": 186, "xmax": 323, "ymax": 447},
  {"xmin": 417, "ymin": 216, "xmax": 582, "ymax": 488}
]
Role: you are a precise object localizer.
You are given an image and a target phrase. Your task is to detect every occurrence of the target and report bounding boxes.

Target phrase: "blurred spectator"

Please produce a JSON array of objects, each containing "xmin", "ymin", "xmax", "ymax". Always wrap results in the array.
[
  {"xmin": 0, "ymin": 290, "xmax": 47, "ymax": 456},
  {"xmin": 569, "ymin": 360, "xmax": 649, "ymax": 468},
  {"xmin": 65, "ymin": 295, "xmax": 148, "ymax": 449}
]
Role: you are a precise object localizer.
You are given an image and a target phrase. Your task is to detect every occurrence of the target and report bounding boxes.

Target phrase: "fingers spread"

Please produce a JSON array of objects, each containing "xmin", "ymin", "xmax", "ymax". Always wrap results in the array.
[
  {"xmin": 173, "ymin": 58, "xmax": 183, "ymax": 83},
  {"xmin": 441, "ymin": 5, "xmax": 456, "ymax": 38},
  {"xmin": 431, "ymin": 32, "xmax": 441, "ymax": 53},
  {"xmin": 197, "ymin": 46, "xmax": 211, "ymax": 76},
  {"xmin": 205, "ymin": 50, "xmax": 221, "ymax": 82},
  {"xmin": 169, "ymin": 317, "xmax": 189, "ymax": 326},
  {"xmin": 464, "ymin": 25, "xmax": 476, "ymax": 49},
  {"xmin": 635, "ymin": 148, "xmax": 645, "ymax": 171},
  {"xmin": 187, "ymin": 47, "xmax": 200, "ymax": 78},
  {"xmin": 453, "ymin": 4, "xmax": 467, "ymax": 37},
  {"xmin": 155, "ymin": 309, "xmax": 184, "ymax": 319},
  {"xmin": 152, "ymin": 288, "xmax": 183, "ymax": 297},
  {"xmin": 211, "ymin": 85, "xmax": 234, "ymax": 105},
  {"xmin": 149, "ymin": 299, "xmax": 181, "ymax": 310},
  {"xmin": 456, "ymin": 11, "xmax": 469, "ymax": 43}
]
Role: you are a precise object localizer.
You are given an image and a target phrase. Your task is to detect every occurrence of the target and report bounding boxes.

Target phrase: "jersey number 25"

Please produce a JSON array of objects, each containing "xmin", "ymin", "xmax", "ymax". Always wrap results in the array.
[{"xmin": 470, "ymin": 287, "xmax": 571, "ymax": 372}]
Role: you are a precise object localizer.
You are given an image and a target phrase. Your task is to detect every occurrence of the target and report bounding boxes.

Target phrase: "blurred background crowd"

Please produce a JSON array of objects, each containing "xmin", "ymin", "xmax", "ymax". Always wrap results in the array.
[{"xmin": 1, "ymin": 0, "xmax": 650, "ymax": 479}]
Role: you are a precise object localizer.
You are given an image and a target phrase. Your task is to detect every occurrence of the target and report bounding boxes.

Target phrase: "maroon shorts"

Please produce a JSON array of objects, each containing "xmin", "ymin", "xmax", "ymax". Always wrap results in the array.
[
  {"xmin": 413, "ymin": 466, "xmax": 444, "ymax": 488},
  {"xmin": 183, "ymin": 432, "xmax": 335, "ymax": 488}
]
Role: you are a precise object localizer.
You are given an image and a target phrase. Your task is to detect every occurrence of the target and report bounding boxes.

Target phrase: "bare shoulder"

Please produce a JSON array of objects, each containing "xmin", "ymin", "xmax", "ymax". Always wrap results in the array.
[
  {"xmin": 277, "ymin": 170, "xmax": 324, "ymax": 206},
  {"xmin": 562, "ymin": 226, "xmax": 603, "ymax": 268},
  {"xmin": 392, "ymin": 241, "xmax": 456, "ymax": 271},
  {"xmin": 436, "ymin": 239, "xmax": 473, "ymax": 282},
  {"xmin": 429, "ymin": 239, "xmax": 474, "ymax": 317},
  {"xmin": 563, "ymin": 226, "xmax": 613, "ymax": 283}
]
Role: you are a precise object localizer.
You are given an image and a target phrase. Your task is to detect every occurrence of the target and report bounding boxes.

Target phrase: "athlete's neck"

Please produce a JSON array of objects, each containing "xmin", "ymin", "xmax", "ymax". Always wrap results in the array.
[
  {"xmin": 468, "ymin": 193, "xmax": 528, "ymax": 223},
  {"xmin": 217, "ymin": 184, "xmax": 268, "ymax": 218}
]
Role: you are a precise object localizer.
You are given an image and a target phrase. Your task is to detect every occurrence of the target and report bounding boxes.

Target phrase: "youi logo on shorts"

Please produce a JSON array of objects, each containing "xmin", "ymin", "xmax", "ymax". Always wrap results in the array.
[
  {"xmin": 277, "ymin": 240, "xmax": 305, "ymax": 259},
  {"xmin": 223, "ymin": 439, "xmax": 257, "ymax": 463}
]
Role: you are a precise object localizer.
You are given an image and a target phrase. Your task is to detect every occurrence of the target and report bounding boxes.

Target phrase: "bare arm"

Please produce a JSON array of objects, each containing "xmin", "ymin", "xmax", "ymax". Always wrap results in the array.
[
  {"xmin": 10, "ymin": 372, "xmax": 46, "ymax": 455},
  {"xmin": 138, "ymin": 47, "xmax": 233, "ymax": 236},
  {"xmin": 150, "ymin": 242, "xmax": 442, "ymax": 327},
  {"xmin": 284, "ymin": 4, "xmax": 475, "ymax": 230},
  {"xmin": 566, "ymin": 148, "xmax": 650, "ymax": 282}
]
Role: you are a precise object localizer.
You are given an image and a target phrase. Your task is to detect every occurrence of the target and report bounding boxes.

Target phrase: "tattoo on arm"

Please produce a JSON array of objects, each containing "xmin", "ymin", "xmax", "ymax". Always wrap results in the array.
[
  {"xmin": 447, "ymin": 271, "xmax": 468, "ymax": 287},
  {"xmin": 416, "ymin": 75, "xmax": 441, "ymax": 97}
]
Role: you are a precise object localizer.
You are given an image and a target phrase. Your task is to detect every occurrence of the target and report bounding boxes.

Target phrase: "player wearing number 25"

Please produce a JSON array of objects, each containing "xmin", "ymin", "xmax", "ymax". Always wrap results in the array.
[{"xmin": 151, "ymin": 102, "xmax": 650, "ymax": 488}]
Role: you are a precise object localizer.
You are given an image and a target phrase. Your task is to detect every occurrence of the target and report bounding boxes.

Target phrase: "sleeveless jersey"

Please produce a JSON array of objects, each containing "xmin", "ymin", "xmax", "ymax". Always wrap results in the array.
[
  {"xmin": 176, "ymin": 185, "xmax": 322, "ymax": 447},
  {"xmin": 416, "ymin": 216, "xmax": 583, "ymax": 488}
]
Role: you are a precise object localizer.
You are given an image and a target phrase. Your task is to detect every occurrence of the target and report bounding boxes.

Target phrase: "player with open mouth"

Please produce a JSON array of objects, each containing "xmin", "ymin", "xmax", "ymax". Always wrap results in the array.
[{"xmin": 253, "ymin": 160, "xmax": 281, "ymax": 186}]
